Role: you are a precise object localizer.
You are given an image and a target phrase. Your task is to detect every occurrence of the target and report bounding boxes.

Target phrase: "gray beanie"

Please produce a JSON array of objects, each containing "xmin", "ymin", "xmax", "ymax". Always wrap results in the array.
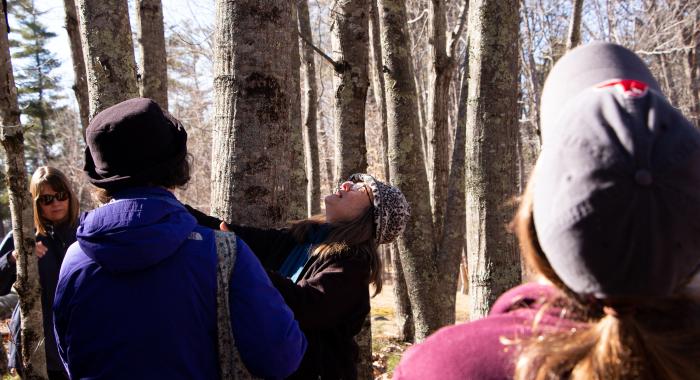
[
  {"xmin": 347, "ymin": 173, "xmax": 410, "ymax": 245},
  {"xmin": 533, "ymin": 42, "xmax": 700, "ymax": 298}
]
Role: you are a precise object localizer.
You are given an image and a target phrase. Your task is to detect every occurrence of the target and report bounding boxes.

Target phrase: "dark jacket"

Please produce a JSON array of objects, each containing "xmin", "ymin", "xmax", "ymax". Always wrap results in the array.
[
  {"xmin": 0, "ymin": 223, "xmax": 76, "ymax": 374},
  {"xmin": 393, "ymin": 283, "xmax": 584, "ymax": 380},
  {"xmin": 54, "ymin": 187, "xmax": 306, "ymax": 379},
  {"xmin": 189, "ymin": 208, "xmax": 370, "ymax": 380}
]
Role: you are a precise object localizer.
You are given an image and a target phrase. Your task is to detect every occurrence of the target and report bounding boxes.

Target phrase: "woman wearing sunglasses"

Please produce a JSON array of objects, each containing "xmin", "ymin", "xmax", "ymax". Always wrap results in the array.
[
  {"xmin": 189, "ymin": 173, "xmax": 410, "ymax": 380},
  {"xmin": 0, "ymin": 166, "xmax": 78, "ymax": 380}
]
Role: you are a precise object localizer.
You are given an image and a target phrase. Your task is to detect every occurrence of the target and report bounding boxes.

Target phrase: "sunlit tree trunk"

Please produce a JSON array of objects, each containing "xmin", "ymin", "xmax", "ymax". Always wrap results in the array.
[
  {"xmin": 288, "ymin": 4, "xmax": 308, "ymax": 220},
  {"xmin": 135, "ymin": 0, "xmax": 168, "ymax": 109},
  {"xmin": 297, "ymin": 0, "xmax": 321, "ymax": 216},
  {"xmin": 0, "ymin": 8, "xmax": 47, "ymax": 378},
  {"xmin": 63, "ymin": 0, "xmax": 89, "ymax": 135},
  {"xmin": 332, "ymin": 0, "xmax": 370, "ymax": 181},
  {"xmin": 378, "ymin": 0, "xmax": 441, "ymax": 341},
  {"xmin": 465, "ymin": 0, "xmax": 521, "ymax": 320},
  {"xmin": 369, "ymin": 0, "xmax": 413, "ymax": 342},
  {"xmin": 565, "ymin": 0, "xmax": 584, "ymax": 50},
  {"xmin": 77, "ymin": 0, "xmax": 139, "ymax": 117},
  {"xmin": 210, "ymin": 0, "xmax": 293, "ymax": 228}
]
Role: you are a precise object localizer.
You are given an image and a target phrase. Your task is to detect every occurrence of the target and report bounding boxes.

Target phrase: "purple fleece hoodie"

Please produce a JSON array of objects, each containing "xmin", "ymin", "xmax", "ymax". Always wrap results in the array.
[
  {"xmin": 53, "ymin": 187, "xmax": 306, "ymax": 379},
  {"xmin": 393, "ymin": 283, "xmax": 583, "ymax": 380}
]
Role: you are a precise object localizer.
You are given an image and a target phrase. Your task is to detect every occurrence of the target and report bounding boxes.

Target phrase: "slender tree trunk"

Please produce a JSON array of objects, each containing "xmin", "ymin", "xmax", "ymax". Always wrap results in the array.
[
  {"xmin": 330, "ymin": 1, "xmax": 372, "ymax": 375},
  {"xmin": 465, "ymin": 0, "xmax": 521, "ymax": 320},
  {"xmin": 378, "ymin": 0, "xmax": 441, "ymax": 341},
  {"xmin": 332, "ymin": 0, "xmax": 370, "ymax": 181},
  {"xmin": 681, "ymin": 14, "xmax": 700, "ymax": 128},
  {"xmin": 211, "ymin": 0, "xmax": 293, "ymax": 228},
  {"xmin": 390, "ymin": 242, "xmax": 413, "ymax": 341},
  {"xmin": 298, "ymin": 0, "xmax": 321, "ymax": 216},
  {"xmin": 436, "ymin": 51, "xmax": 468, "ymax": 326},
  {"xmin": 77, "ymin": 0, "xmax": 139, "ymax": 117},
  {"xmin": 135, "ymin": 0, "xmax": 168, "ymax": 109},
  {"xmin": 565, "ymin": 0, "xmax": 584, "ymax": 50},
  {"xmin": 63, "ymin": 0, "xmax": 90, "ymax": 135},
  {"xmin": 657, "ymin": 54, "xmax": 679, "ymax": 106},
  {"xmin": 427, "ymin": 0, "xmax": 450, "ymax": 244},
  {"xmin": 288, "ymin": 4, "xmax": 308, "ymax": 220},
  {"xmin": 0, "ymin": 7, "xmax": 47, "ymax": 378},
  {"xmin": 369, "ymin": 0, "xmax": 413, "ymax": 342}
]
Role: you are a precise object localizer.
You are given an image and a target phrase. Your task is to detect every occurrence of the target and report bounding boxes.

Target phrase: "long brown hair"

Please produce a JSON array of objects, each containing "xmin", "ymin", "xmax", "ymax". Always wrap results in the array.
[
  {"xmin": 30, "ymin": 166, "xmax": 79, "ymax": 235},
  {"xmin": 511, "ymin": 181, "xmax": 700, "ymax": 380},
  {"xmin": 289, "ymin": 208, "xmax": 383, "ymax": 296}
]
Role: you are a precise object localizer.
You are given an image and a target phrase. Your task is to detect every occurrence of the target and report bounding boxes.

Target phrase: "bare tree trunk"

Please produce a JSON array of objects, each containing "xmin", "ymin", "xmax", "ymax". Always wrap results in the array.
[
  {"xmin": 135, "ymin": 0, "xmax": 168, "ymax": 109},
  {"xmin": 436, "ymin": 49, "xmax": 468, "ymax": 326},
  {"xmin": 565, "ymin": 0, "xmax": 584, "ymax": 50},
  {"xmin": 465, "ymin": 0, "xmax": 521, "ymax": 320},
  {"xmin": 378, "ymin": 0, "xmax": 441, "ymax": 341},
  {"xmin": 681, "ymin": 13, "xmax": 700, "ymax": 128},
  {"xmin": 657, "ymin": 54, "xmax": 679, "ymax": 106},
  {"xmin": 210, "ymin": 0, "xmax": 293, "ymax": 228},
  {"xmin": 77, "ymin": 0, "xmax": 139, "ymax": 117},
  {"xmin": 369, "ymin": 0, "xmax": 389, "ymax": 182},
  {"xmin": 332, "ymin": 0, "xmax": 370, "ymax": 181},
  {"xmin": 390, "ymin": 242, "xmax": 413, "ymax": 341},
  {"xmin": 369, "ymin": 0, "xmax": 413, "ymax": 342},
  {"xmin": 330, "ymin": 1, "xmax": 372, "ymax": 375},
  {"xmin": 0, "ymin": 8, "xmax": 47, "ymax": 378},
  {"xmin": 63, "ymin": 0, "xmax": 90, "ymax": 135},
  {"xmin": 298, "ymin": 0, "xmax": 321, "ymax": 216},
  {"xmin": 288, "ymin": 4, "xmax": 308, "ymax": 220}
]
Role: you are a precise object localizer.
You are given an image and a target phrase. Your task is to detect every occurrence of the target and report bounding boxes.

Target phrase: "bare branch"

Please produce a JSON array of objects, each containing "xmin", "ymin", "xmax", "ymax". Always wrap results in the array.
[
  {"xmin": 448, "ymin": 0, "xmax": 469, "ymax": 59},
  {"xmin": 298, "ymin": 30, "xmax": 340, "ymax": 70}
]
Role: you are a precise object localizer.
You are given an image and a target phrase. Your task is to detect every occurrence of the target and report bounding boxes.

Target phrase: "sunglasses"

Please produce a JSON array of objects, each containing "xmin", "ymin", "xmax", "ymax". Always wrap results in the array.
[
  {"xmin": 37, "ymin": 191, "xmax": 69, "ymax": 206},
  {"xmin": 335, "ymin": 181, "xmax": 374, "ymax": 206}
]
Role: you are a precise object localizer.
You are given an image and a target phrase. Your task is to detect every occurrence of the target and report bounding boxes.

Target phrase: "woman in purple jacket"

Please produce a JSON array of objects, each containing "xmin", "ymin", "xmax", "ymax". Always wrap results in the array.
[
  {"xmin": 53, "ymin": 98, "xmax": 306, "ymax": 380},
  {"xmin": 394, "ymin": 42, "xmax": 700, "ymax": 380}
]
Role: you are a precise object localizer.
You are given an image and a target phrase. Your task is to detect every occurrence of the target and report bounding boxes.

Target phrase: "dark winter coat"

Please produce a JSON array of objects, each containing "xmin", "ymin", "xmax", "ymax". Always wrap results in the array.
[
  {"xmin": 54, "ymin": 187, "xmax": 306, "ymax": 379},
  {"xmin": 188, "ymin": 207, "xmax": 371, "ymax": 380},
  {"xmin": 0, "ymin": 223, "xmax": 76, "ymax": 375}
]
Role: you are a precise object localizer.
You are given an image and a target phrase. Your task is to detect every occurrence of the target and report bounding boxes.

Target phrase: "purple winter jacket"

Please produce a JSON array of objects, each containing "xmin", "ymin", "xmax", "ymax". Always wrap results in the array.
[
  {"xmin": 393, "ymin": 283, "xmax": 583, "ymax": 380},
  {"xmin": 53, "ymin": 187, "xmax": 306, "ymax": 379}
]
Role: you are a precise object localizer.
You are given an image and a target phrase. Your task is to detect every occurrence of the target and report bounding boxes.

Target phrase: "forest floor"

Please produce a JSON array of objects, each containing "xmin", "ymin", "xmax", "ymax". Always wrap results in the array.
[
  {"xmin": 0, "ymin": 285, "xmax": 470, "ymax": 379},
  {"xmin": 370, "ymin": 284, "xmax": 469, "ymax": 379}
]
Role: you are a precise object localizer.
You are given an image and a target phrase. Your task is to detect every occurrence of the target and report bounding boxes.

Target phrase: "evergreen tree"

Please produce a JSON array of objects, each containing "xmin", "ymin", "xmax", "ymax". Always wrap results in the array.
[{"xmin": 10, "ymin": 0, "xmax": 63, "ymax": 167}]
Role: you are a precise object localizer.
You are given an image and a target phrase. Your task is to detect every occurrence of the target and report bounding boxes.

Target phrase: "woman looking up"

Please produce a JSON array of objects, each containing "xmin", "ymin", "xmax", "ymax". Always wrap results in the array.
[{"xmin": 190, "ymin": 173, "xmax": 411, "ymax": 380}]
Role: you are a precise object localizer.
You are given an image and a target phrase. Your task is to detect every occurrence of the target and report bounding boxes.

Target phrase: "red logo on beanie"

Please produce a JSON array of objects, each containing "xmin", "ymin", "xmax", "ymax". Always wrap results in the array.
[{"xmin": 595, "ymin": 79, "xmax": 649, "ymax": 98}]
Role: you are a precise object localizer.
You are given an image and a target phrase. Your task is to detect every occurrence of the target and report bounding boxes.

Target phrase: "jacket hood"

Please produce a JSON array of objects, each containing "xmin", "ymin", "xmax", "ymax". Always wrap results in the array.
[{"xmin": 77, "ymin": 187, "xmax": 197, "ymax": 273}]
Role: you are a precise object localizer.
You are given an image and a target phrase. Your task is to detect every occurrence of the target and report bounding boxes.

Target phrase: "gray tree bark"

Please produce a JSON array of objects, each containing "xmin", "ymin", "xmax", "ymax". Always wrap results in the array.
[
  {"xmin": 0, "ymin": 7, "xmax": 48, "ymax": 378},
  {"xmin": 331, "ymin": 0, "xmax": 370, "ymax": 181},
  {"xmin": 135, "ymin": 0, "xmax": 168, "ymax": 109},
  {"xmin": 369, "ymin": 0, "xmax": 413, "ymax": 342},
  {"xmin": 77, "ymin": 0, "xmax": 139, "ymax": 117},
  {"xmin": 565, "ymin": 0, "xmax": 584, "ymax": 51},
  {"xmin": 288, "ymin": 4, "xmax": 308, "ymax": 220},
  {"xmin": 297, "ymin": 0, "xmax": 321, "ymax": 216},
  {"xmin": 63, "ymin": 0, "xmax": 90, "ymax": 135},
  {"xmin": 211, "ymin": 0, "xmax": 293, "ymax": 228},
  {"xmin": 436, "ymin": 49, "xmax": 468, "ymax": 326},
  {"xmin": 378, "ymin": 0, "xmax": 442, "ymax": 341},
  {"xmin": 465, "ymin": 0, "xmax": 521, "ymax": 320}
]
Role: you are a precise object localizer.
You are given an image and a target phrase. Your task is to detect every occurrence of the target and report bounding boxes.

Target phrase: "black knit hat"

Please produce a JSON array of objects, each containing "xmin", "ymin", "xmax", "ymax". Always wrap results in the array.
[
  {"xmin": 84, "ymin": 98, "xmax": 187, "ymax": 191},
  {"xmin": 347, "ymin": 173, "xmax": 410, "ymax": 244}
]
